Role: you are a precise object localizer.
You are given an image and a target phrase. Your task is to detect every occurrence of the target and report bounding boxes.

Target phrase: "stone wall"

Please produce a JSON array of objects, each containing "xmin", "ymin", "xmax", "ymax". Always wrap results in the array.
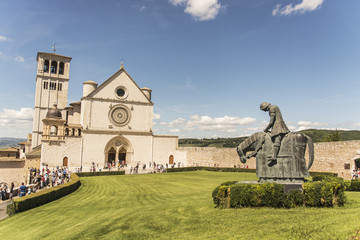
[
  {"xmin": 0, "ymin": 160, "xmax": 26, "ymax": 186},
  {"xmin": 180, "ymin": 140, "xmax": 360, "ymax": 179}
]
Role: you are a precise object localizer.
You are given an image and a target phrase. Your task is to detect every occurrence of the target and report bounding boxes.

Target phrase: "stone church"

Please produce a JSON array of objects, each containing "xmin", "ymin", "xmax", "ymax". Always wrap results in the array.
[{"xmin": 31, "ymin": 52, "xmax": 186, "ymax": 171}]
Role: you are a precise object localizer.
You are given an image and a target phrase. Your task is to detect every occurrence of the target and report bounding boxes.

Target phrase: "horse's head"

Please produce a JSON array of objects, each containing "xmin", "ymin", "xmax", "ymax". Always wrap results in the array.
[{"xmin": 240, "ymin": 156, "xmax": 247, "ymax": 164}]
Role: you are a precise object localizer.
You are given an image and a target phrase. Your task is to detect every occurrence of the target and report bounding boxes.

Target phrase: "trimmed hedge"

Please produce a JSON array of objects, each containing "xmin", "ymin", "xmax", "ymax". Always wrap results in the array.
[
  {"xmin": 309, "ymin": 171, "xmax": 338, "ymax": 177},
  {"xmin": 345, "ymin": 180, "xmax": 360, "ymax": 191},
  {"xmin": 76, "ymin": 170, "xmax": 125, "ymax": 177},
  {"xmin": 6, "ymin": 174, "xmax": 81, "ymax": 216},
  {"xmin": 213, "ymin": 178, "xmax": 346, "ymax": 208},
  {"xmin": 167, "ymin": 166, "xmax": 256, "ymax": 173}
]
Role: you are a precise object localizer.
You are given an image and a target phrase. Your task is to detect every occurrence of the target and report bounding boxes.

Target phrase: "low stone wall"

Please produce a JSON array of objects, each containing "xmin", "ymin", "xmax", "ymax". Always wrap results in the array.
[{"xmin": 180, "ymin": 140, "xmax": 360, "ymax": 180}]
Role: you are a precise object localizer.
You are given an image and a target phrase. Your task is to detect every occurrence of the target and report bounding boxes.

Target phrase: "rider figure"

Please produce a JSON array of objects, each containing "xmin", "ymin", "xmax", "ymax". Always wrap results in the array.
[{"xmin": 260, "ymin": 102, "xmax": 290, "ymax": 162}]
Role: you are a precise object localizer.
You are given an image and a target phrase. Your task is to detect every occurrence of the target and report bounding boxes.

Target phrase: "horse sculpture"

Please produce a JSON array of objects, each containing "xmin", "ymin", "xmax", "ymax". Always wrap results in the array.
[{"xmin": 237, "ymin": 132, "xmax": 314, "ymax": 182}]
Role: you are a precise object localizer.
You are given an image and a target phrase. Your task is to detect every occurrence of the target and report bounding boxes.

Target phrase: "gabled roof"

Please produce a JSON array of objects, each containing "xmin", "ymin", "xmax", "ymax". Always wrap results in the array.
[{"xmin": 83, "ymin": 67, "xmax": 152, "ymax": 103}]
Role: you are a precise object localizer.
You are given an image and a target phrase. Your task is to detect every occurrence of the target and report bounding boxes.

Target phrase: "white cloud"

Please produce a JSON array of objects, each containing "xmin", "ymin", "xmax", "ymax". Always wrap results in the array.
[
  {"xmin": 170, "ymin": 128, "xmax": 181, "ymax": 133},
  {"xmin": 296, "ymin": 120, "xmax": 327, "ymax": 131},
  {"xmin": 169, "ymin": 0, "xmax": 224, "ymax": 21},
  {"xmin": 153, "ymin": 113, "xmax": 161, "ymax": 120},
  {"xmin": 0, "ymin": 108, "xmax": 33, "ymax": 128},
  {"xmin": 188, "ymin": 115, "xmax": 256, "ymax": 126},
  {"xmin": 272, "ymin": 0, "xmax": 324, "ymax": 16},
  {"xmin": 169, "ymin": 117, "xmax": 187, "ymax": 127},
  {"xmin": 15, "ymin": 56, "xmax": 25, "ymax": 63},
  {"xmin": 0, "ymin": 36, "xmax": 11, "ymax": 42}
]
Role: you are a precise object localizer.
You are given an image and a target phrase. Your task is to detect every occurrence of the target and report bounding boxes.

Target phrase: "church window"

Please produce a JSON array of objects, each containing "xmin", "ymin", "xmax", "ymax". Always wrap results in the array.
[
  {"xmin": 50, "ymin": 82, "xmax": 57, "ymax": 90},
  {"xmin": 78, "ymin": 129, "xmax": 81, "ymax": 136},
  {"xmin": 43, "ymin": 60, "xmax": 49, "ymax": 73},
  {"xmin": 65, "ymin": 128, "xmax": 69, "ymax": 136},
  {"xmin": 51, "ymin": 61, "xmax": 57, "ymax": 74},
  {"xmin": 117, "ymin": 88, "xmax": 125, "ymax": 97},
  {"xmin": 58, "ymin": 83, "xmax": 62, "ymax": 91},
  {"xmin": 59, "ymin": 62, "xmax": 64, "ymax": 75},
  {"xmin": 115, "ymin": 86, "xmax": 128, "ymax": 99},
  {"xmin": 43, "ymin": 81, "xmax": 48, "ymax": 89}
]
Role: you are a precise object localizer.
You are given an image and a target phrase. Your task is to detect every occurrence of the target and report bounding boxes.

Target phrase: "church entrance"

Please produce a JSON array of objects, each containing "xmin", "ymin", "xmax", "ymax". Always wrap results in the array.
[
  {"xmin": 119, "ymin": 152, "xmax": 126, "ymax": 165},
  {"xmin": 104, "ymin": 136, "xmax": 133, "ymax": 167},
  {"xmin": 108, "ymin": 147, "xmax": 116, "ymax": 164}
]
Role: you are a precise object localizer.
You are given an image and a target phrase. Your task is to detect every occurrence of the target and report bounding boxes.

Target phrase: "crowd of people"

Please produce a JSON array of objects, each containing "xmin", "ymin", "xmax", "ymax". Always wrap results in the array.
[{"xmin": 0, "ymin": 165, "xmax": 72, "ymax": 202}]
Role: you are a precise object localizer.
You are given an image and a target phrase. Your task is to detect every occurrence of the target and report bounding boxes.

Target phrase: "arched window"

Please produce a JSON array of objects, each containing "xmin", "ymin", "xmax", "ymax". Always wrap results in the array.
[
  {"xmin": 51, "ymin": 61, "xmax": 57, "ymax": 74},
  {"xmin": 72, "ymin": 128, "xmax": 75, "ymax": 136},
  {"xmin": 43, "ymin": 60, "xmax": 49, "ymax": 73},
  {"xmin": 65, "ymin": 128, "xmax": 69, "ymax": 136},
  {"xmin": 50, "ymin": 126, "xmax": 58, "ymax": 135},
  {"xmin": 78, "ymin": 129, "xmax": 81, "ymax": 136},
  {"xmin": 59, "ymin": 62, "xmax": 64, "ymax": 75}
]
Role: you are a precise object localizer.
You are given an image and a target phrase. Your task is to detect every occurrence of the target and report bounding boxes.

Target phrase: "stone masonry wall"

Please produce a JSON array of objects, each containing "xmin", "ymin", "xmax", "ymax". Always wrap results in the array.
[{"xmin": 180, "ymin": 140, "xmax": 360, "ymax": 179}]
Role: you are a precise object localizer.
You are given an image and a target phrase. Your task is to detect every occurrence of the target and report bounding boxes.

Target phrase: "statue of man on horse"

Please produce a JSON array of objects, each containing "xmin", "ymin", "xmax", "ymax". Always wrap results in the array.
[{"xmin": 237, "ymin": 102, "xmax": 314, "ymax": 183}]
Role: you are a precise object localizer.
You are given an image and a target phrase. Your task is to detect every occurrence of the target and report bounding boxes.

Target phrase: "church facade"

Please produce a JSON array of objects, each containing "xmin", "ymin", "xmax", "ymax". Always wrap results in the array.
[{"xmin": 32, "ymin": 52, "xmax": 186, "ymax": 171}]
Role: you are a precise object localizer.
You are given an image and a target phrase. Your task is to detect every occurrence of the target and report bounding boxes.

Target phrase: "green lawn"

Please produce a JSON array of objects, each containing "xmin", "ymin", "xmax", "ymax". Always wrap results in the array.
[{"xmin": 1, "ymin": 171, "xmax": 360, "ymax": 239}]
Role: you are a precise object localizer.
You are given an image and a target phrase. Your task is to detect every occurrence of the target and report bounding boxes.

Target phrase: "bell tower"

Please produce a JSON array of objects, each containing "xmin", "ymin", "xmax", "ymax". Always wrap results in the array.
[{"xmin": 31, "ymin": 52, "xmax": 72, "ymax": 149}]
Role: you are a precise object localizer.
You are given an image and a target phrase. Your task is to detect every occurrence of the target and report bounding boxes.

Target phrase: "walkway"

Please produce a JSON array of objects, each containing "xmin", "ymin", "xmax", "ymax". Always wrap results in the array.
[{"xmin": 0, "ymin": 199, "xmax": 10, "ymax": 221}]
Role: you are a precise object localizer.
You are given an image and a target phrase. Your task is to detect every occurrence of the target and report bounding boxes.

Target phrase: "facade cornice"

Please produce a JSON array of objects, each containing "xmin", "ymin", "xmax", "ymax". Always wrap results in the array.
[
  {"xmin": 81, "ymin": 97, "xmax": 154, "ymax": 106},
  {"xmin": 34, "ymin": 106, "xmax": 66, "ymax": 111},
  {"xmin": 153, "ymin": 135, "xmax": 178, "ymax": 139},
  {"xmin": 36, "ymin": 75, "xmax": 69, "ymax": 81},
  {"xmin": 83, "ymin": 129, "xmax": 153, "ymax": 136}
]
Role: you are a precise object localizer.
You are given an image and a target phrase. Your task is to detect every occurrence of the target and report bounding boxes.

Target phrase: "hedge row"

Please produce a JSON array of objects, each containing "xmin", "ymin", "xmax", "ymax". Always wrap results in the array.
[
  {"xmin": 7, "ymin": 174, "xmax": 81, "ymax": 216},
  {"xmin": 213, "ymin": 178, "xmax": 346, "ymax": 208},
  {"xmin": 345, "ymin": 180, "xmax": 360, "ymax": 191},
  {"xmin": 76, "ymin": 170, "xmax": 125, "ymax": 177},
  {"xmin": 167, "ymin": 166, "xmax": 256, "ymax": 173},
  {"xmin": 309, "ymin": 171, "xmax": 338, "ymax": 177}
]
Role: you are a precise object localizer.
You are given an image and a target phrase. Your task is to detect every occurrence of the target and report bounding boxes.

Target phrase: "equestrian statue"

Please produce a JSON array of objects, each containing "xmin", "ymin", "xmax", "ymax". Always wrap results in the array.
[{"xmin": 237, "ymin": 102, "xmax": 314, "ymax": 182}]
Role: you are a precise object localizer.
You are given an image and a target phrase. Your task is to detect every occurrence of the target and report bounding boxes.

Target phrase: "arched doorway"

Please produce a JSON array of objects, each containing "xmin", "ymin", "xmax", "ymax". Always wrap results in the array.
[
  {"xmin": 63, "ymin": 157, "xmax": 68, "ymax": 167},
  {"xmin": 104, "ymin": 136, "xmax": 133, "ymax": 166},
  {"xmin": 169, "ymin": 155, "xmax": 174, "ymax": 165},
  {"xmin": 118, "ymin": 147, "xmax": 126, "ymax": 165},
  {"xmin": 108, "ymin": 147, "xmax": 116, "ymax": 164}
]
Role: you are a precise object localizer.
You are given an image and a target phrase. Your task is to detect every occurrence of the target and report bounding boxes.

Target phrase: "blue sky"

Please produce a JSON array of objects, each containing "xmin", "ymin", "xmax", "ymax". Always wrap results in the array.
[{"xmin": 0, "ymin": 0, "xmax": 359, "ymax": 138}]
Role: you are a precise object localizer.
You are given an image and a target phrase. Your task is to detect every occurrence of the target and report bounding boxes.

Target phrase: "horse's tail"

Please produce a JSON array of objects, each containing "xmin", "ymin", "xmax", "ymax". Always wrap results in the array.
[{"xmin": 305, "ymin": 135, "xmax": 314, "ymax": 170}]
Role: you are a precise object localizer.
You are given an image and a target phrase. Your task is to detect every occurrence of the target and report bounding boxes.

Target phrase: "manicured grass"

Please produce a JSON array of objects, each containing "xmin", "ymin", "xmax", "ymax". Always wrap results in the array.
[{"xmin": 1, "ymin": 171, "xmax": 360, "ymax": 239}]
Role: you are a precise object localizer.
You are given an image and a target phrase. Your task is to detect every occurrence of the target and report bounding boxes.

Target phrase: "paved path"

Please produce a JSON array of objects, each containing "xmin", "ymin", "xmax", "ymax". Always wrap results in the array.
[{"xmin": 0, "ymin": 199, "xmax": 10, "ymax": 221}]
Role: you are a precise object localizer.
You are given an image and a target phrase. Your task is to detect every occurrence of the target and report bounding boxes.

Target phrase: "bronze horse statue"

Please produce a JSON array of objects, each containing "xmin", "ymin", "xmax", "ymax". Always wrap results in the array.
[{"xmin": 237, "ymin": 132, "xmax": 314, "ymax": 182}]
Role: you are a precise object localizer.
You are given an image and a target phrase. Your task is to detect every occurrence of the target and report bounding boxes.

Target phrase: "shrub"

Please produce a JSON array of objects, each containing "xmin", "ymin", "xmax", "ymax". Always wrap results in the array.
[
  {"xmin": 213, "ymin": 178, "xmax": 346, "ymax": 209},
  {"xmin": 7, "ymin": 174, "xmax": 81, "ymax": 216},
  {"xmin": 76, "ymin": 170, "xmax": 125, "ymax": 177},
  {"xmin": 345, "ymin": 180, "xmax": 360, "ymax": 191},
  {"xmin": 309, "ymin": 171, "xmax": 338, "ymax": 178},
  {"xmin": 303, "ymin": 178, "xmax": 346, "ymax": 207}
]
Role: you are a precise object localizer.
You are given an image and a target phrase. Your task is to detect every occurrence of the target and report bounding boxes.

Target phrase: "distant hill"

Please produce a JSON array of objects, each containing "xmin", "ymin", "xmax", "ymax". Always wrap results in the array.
[
  {"xmin": 178, "ymin": 129, "xmax": 360, "ymax": 148},
  {"xmin": 0, "ymin": 138, "xmax": 26, "ymax": 149}
]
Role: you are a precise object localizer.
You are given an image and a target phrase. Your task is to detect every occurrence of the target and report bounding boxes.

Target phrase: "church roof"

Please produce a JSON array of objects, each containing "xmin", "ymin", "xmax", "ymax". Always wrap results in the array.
[
  {"xmin": 37, "ymin": 52, "xmax": 72, "ymax": 61},
  {"xmin": 46, "ymin": 104, "xmax": 62, "ymax": 118},
  {"xmin": 83, "ymin": 66, "xmax": 152, "ymax": 103}
]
